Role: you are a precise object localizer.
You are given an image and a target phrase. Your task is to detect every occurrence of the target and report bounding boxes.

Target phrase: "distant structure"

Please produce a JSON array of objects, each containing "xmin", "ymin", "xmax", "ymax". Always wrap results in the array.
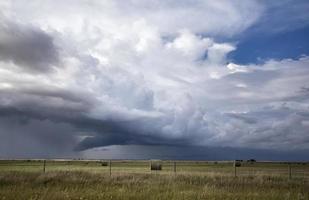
[
  {"xmin": 150, "ymin": 160, "xmax": 162, "ymax": 170},
  {"xmin": 247, "ymin": 159, "xmax": 256, "ymax": 164},
  {"xmin": 234, "ymin": 160, "xmax": 242, "ymax": 167}
]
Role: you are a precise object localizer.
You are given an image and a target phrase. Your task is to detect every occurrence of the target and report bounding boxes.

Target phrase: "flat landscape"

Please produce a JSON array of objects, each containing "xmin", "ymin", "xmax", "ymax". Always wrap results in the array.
[{"xmin": 0, "ymin": 160, "xmax": 308, "ymax": 199}]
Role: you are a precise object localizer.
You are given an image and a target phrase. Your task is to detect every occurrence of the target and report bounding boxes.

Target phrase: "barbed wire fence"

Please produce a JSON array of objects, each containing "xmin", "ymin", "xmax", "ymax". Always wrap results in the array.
[{"xmin": 0, "ymin": 159, "xmax": 308, "ymax": 180}]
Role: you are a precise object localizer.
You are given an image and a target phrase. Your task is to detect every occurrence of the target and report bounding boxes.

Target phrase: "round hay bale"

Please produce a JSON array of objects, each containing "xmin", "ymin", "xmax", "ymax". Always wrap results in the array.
[{"xmin": 150, "ymin": 162, "xmax": 162, "ymax": 170}]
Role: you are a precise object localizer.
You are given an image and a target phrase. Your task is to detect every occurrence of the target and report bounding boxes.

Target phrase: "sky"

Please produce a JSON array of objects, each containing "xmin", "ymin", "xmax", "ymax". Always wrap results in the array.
[{"xmin": 0, "ymin": 0, "xmax": 309, "ymax": 161}]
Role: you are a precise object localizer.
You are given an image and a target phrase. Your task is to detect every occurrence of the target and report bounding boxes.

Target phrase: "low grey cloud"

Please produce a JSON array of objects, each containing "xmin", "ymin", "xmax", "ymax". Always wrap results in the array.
[
  {"xmin": 0, "ymin": 19, "xmax": 59, "ymax": 72},
  {"xmin": 82, "ymin": 145, "xmax": 309, "ymax": 161},
  {"xmin": 0, "ymin": 116, "xmax": 76, "ymax": 158}
]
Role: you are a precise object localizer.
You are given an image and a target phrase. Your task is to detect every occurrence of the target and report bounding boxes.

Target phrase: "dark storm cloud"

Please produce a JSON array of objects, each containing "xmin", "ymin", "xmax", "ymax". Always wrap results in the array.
[
  {"xmin": 74, "ymin": 121, "xmax": 189, "ymax": 151},
  {"xmin": 2, "ymin": 76, "xmax": 309, "ymax": 154},
  {"xmin": 0, "ymin": 116, "xmax": 76, "ymax": 158},
  {"xmin": 0, "ymin": 87, "xmax": 92, "ymax": 122},
  {"xmin": 0, "ymin": 88, "xmax": 96, "ymax": 157},
  {"xmin": 83, "ymin": 145, "xmax": 309, "ymax": 161},
  {"xmin": 0, "ymin": 104, "xmax": 188, "ymax": 153},
  {"xmin": 0, "ymin": 86, "xmax": 189, "ymax": 153},
  {"xmin": 0, "ymin": 20, "xmax": 59, "ymax": 72}
]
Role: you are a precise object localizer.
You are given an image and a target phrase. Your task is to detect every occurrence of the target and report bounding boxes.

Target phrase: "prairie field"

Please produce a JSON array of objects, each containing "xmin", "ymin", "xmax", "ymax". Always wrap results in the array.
[{"xmin": 0, "ymin": 160, "xmax": 308, "ymax": 200}]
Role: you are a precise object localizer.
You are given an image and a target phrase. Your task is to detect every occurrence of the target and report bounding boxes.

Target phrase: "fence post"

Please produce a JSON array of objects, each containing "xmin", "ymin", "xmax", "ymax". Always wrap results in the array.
[
  {"xmin": 109, "ymin": 160, "xmax": 112, "ymax": 177},
  {"xmin": 150, "ymin": 160, "xmax": 152, "ymax": 173},
  {"xmin": 174, "ymin": 161, "xmax": 176, "ymax": 174},
  {"xmin": 288, "ymin": 164, "xmax": 292, "ymax": 180},
  {"xmin": 234, "ymin": 160, "xmax": 237, "ymax": 177},
  {"xmin": 43, "ymin": 160, "xmax": 46, "ymax": 173}
]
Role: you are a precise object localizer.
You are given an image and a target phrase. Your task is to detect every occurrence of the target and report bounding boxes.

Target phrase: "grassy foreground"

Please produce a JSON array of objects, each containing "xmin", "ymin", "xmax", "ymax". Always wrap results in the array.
[{"xmin": 0, "ymin": 171, "xmax": 308, "ymax": 200}]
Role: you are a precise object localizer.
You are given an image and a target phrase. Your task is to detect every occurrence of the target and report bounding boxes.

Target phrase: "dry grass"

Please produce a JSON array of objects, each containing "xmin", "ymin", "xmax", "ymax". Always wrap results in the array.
[
  {"xmin": 0, "ymin": 160, "xmax": 308, "ymax": 199},
  {"xmin": 0, "ymin": 171, "xmax": 308, "ymax": 200}
]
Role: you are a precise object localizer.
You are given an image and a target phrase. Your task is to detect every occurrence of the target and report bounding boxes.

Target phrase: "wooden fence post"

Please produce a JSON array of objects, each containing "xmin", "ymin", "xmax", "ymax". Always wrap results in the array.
[
  {"xmin": 234, "ymin": 160, "xmax": 237, "ymax": 177},
  {"xmin": 288, "ymin": 164, "xmax": 292, "ymax": 180},
  {"xmin": 150, "ymin": 160, "xmax": 152, "ymax": 173},
  {"xmin": 43, "ymin": 160, "xmax": 46, "ymax": 173},
  {"xmin": 109, "ymin": 160, "xmax": 112, "ymax": 177},
  {"xmin": 174, "ymin": 161, "xmax": 176, "ymax": 174}
]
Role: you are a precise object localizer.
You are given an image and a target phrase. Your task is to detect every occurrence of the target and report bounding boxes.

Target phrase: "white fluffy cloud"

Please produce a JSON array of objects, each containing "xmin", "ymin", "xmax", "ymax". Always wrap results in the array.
[
  {"xmin": 5, "ymin": 0, "xmax": 262, "ymax": 36},
  {"xmin": 0, "ymin": 0, "xmax": 309, "ymax": 155}
]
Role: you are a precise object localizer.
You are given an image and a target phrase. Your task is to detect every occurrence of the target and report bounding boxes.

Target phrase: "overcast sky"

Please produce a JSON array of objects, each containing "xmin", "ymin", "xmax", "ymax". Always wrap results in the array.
[{"xmin": 0, "ymin": 0, "xmax": 309, "ymax": 160}]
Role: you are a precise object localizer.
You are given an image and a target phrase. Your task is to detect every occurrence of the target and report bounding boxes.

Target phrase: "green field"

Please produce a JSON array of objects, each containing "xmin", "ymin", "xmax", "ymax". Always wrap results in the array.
[{"xmin": 0, "ymin": 160, "xmax": 308, "ymax": 199}]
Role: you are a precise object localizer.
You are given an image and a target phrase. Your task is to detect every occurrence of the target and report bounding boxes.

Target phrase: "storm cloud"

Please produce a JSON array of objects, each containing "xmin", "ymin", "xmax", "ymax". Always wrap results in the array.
[
  {"xmin": 0, "ymin": 19, "xmax": 59, "ymax": 72},
  {"xmin": 0, "ymin": 0, "xmax": 309, "ymax": 159}
]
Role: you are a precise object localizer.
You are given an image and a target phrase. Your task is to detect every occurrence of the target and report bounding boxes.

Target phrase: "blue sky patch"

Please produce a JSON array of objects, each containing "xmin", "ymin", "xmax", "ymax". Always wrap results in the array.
[{"xmin": 230, "ymin": 25, "xmax": 309, "ymax": 64}]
